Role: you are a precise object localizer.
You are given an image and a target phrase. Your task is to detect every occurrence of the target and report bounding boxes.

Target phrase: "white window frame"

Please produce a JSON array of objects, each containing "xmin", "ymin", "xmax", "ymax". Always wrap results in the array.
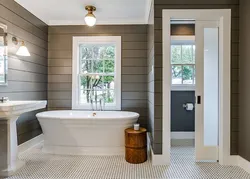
[
  {"xmin": 72, "ymin": 36, "xmax": 121, "ymax": 110},
  {"xmin": 171, "ymin": 36, "xmax": 196, "ymax": 91}
]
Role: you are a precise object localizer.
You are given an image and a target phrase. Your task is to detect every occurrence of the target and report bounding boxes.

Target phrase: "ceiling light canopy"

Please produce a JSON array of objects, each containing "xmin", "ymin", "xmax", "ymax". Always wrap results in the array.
[{"xmin": 85, "ymin": 5, "xmax": 96, "ymax": 27}]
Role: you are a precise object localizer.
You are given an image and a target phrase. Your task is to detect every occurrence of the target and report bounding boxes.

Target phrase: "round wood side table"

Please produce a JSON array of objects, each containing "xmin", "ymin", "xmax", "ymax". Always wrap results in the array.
[{"xmin": 125, "ymin": 127, "xmax": 147, "ymax": 164}]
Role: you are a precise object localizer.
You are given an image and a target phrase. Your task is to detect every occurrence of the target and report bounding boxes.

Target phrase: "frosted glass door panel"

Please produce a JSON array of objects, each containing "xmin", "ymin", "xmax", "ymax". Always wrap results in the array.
[{"xmin": 203, "ymin": 28, "xmax": 219, "ymax": 146}]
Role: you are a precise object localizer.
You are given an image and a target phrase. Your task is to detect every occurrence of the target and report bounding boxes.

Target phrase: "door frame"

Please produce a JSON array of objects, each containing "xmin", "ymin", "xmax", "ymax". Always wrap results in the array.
[{"xmin": 162, "ymin": 9, "xmax": 231, "ymax": 165}]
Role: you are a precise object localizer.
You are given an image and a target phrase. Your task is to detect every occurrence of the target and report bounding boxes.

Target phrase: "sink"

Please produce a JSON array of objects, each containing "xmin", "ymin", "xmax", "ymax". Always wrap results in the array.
[
  {"xmin": 0, "ymin": 101, "xmax": 47, "ymax": 118},
  {"xmin": 0, "ymin": 100, "xmax": 47, "ymax": 177}
]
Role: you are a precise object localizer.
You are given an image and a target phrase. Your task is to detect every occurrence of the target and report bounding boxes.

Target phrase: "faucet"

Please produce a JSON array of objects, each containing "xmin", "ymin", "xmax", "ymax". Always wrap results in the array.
[
  {"xmin": 0, "ymin": 97, "xmax": 9, "ymax": 103},
  {"xmin": 90, "ymin": 89, "xmax": 105, "ymax": 111}
]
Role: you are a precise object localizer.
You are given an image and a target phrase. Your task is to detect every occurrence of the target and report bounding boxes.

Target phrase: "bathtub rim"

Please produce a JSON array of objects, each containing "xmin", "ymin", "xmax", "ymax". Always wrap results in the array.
[{"xmin": 36, "ymin": 110, "xmax": 140, "ymax": 120}]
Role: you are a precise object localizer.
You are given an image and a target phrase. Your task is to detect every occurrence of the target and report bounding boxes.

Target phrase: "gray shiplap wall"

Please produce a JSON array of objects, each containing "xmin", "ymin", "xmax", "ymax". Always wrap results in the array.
[
  {"xmin": 48, "ymin": 25, "xmax": 148, "ymax": 127},
  {"xmin": 0, "ymin": 0, "xmax": 48, "ymax": 144},
  {"xmin": 152, "ymin": 0, "xmax": 239, "ymax": 154},
  {"xmin": 239, "ymin": 0, "xmax": 250, "ymax": 162}
]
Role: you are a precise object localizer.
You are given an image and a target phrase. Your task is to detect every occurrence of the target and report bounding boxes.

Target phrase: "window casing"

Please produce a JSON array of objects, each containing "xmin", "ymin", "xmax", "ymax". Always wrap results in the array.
[{"xmin": 72, "ymin": 36, "xmax": 121, "ymax": 110}]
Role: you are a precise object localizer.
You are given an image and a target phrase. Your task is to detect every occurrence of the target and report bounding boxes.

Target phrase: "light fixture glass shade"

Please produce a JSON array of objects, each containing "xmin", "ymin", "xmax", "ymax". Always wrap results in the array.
[
  {"xmin": 84, "ymin": 13, "xmax": 96, "ymax": 26},
  {"xmin": 16, "ymin": 42, "xmax": 30, "ymax": 56}
]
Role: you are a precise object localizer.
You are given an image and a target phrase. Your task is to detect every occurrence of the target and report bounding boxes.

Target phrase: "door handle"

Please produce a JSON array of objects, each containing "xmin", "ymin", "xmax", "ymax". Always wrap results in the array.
[{"xmin": 197, "ymin": 96, "xmax": 201, "ymax": 104}]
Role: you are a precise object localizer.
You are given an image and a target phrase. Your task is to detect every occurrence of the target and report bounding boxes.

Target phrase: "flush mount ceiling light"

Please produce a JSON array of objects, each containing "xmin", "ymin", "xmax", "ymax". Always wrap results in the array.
[
  {"xmin": 12, "ymin": 37, "xmax": 31, "ymax": 56},
  {"xmin": 85, "ymin": 5, "xmax": 96, "ymax": 27}
]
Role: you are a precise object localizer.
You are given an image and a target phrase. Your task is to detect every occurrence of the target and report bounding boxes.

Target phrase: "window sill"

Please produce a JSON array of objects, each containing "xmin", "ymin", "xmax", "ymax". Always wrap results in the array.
[
  {"xmin": 72, "ymin": 104, "xmax": 121, "ymax": 111},
  {"xmin": 171, "ymin": 85, "xmax": 195, "ymax": 91}
]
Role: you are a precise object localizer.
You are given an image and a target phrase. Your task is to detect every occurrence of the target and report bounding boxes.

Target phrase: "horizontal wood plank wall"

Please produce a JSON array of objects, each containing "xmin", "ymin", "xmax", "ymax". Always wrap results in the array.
[
  {"xmin": 0, "ymin": 0, "xmax": 48, "ymax": 144},
  {"xmin": 239, "ymin": 0, "xmax": 250, "ymax": 162},
  {"xmin": 48, "ymin": 25, "xmax": 148, "ymax": 127},
  {"xmin": 154, "ymin": 0, "xmax": 239, "ymax": 154}
]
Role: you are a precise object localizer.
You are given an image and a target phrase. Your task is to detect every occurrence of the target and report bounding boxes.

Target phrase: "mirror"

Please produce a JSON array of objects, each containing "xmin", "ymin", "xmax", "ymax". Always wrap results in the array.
[{"xmin": 0, "ymin": 23, "xmax": 7, "ymax": 86}]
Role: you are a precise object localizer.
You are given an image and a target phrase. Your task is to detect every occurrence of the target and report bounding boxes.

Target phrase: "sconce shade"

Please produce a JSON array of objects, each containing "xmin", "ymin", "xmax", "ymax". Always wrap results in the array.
[{"xmin": 16, "ymin": 41, "xmax": 30, "ymax": 56}]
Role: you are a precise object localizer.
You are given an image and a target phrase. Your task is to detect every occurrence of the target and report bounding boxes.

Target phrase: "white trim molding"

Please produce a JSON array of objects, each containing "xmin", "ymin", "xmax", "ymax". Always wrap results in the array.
[
  {"xmin": 18, "ymin": 134, "xmax": 44, "ymax": 154},
  {"xmin": 171, "ymin": 132, "xmax": 195, "ymax": 139},
  {"xmin": 145, "ymin": 0, "xmax": 153, "ymax": 23},
  {"xmin": 162, "ymin": 9, "xmax": 231, "ymax": 166},
  {"xmin": 49, "ymin": 19, "xmax": 146, "ymax": 26},
  {"xmin": 238, "ymin": 156, "xmax": 250, "ymax": 174}
]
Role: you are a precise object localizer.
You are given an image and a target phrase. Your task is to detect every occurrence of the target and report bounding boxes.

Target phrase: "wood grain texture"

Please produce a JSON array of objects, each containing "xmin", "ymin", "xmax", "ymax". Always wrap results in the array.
[{"xmin": 125, "ymin": 127, "xmax": 147, "ymax": 164}]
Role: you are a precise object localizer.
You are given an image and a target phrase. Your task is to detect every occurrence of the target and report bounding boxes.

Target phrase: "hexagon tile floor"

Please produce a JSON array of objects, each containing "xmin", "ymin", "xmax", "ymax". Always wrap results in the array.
[{"xmin": 4, "ymin": 145, "xmax": 250, "ymax": 179}]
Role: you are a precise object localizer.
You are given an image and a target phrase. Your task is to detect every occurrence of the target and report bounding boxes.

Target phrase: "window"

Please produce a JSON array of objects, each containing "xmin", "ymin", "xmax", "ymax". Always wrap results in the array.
[
  {"xmin": 171, "ymin": 36, "xmax": 195, "ymax": 88},
  {"xmin": 72, "ymin": 36, "xmax": 121, "ymax": 110},
  {"xmin": 171, "ymin": 44, "xmax": 195, "ymax": 85}
]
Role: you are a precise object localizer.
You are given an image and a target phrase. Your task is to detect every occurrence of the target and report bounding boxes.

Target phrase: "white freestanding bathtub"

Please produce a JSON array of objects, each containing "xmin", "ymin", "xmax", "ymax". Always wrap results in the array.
[{"xmin": 36, "ymin": 110, "xmax": 139, "ymax": 156}]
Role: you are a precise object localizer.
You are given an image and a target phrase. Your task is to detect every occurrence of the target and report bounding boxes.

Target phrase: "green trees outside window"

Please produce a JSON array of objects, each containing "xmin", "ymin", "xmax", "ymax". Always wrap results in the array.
[
  {"xmin": 79, "ymin": 45, "xmax": 115, "ymax": 104},
  {"xmin": 171, "ymin": 45, "xmax": 195, "ymax": 85}
]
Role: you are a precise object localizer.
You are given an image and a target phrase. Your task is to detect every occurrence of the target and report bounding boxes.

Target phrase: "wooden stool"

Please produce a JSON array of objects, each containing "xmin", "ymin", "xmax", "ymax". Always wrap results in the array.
[{"xmin": 125, "ymin": 127, "xmax": 147, "ymax": 164}]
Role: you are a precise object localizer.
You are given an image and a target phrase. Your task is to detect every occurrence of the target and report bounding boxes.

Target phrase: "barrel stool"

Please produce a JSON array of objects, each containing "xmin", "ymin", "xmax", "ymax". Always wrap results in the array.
[{"xmin": 125, "ymin": 127, "xmax": 147, "ymax": 164}]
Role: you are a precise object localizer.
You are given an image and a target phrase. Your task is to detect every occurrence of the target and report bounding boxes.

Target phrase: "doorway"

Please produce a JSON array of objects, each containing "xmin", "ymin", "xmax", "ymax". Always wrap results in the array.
[{"xmin": 162, "ymin": 9, "xmax": 231, "ymax": 165}]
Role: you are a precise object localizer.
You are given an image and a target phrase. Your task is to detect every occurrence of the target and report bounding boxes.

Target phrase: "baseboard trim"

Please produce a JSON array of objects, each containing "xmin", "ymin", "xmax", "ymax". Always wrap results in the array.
[
  {"xmin": 171, "ymin": 132, "xmax": 195, "ymax": 139},
  {"xmin": 18, "ymin": 134, "xmax": 44, "ymax": 154},
  {"xmin": 147, "ymin": 132, "xmax": 169, "ymax": 165},
  {"xmin": 238, "ymin": 156, "xmax": 250, "ymax": 174}
]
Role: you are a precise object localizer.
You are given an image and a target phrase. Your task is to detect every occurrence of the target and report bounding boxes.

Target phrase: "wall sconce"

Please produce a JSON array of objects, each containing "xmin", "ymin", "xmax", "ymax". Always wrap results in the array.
[
  {"xmin": 85, "ymin": 5, "xmax": 96, "ymax": 27},
  {"xmin": 12, "ymin": 37, "xmax": 31, "ymax": 56}
]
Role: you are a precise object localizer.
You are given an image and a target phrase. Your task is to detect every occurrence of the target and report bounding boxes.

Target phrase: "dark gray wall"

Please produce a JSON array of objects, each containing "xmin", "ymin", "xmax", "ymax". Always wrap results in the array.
[
  {"xmin": 239, "ymin": 0, "xmax": 250, "ymax": 162},
  {"xmin": 0, "ymin": 0, "xmax": 48, "ymax": 144},
  {"xmin": 152, "ymin": 0, "xmax": 239, "ymax": 154},
  {"xmin": 48, "ymin": 25, "xmax": 148, "ymax": 127},
  {"xmin": 171, "ymin": 91, "xmax": 195, "ymax": 131}
]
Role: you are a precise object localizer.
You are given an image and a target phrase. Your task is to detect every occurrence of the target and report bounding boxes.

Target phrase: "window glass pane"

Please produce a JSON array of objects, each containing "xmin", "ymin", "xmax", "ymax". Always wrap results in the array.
[
  {"xmin": 104, "ymin": 90, "xmax": 114, "ymax": 103},
  {"xmin": 93, "ymin": 60, "xmax": 104, "ymax": 73},
  {"xmin": 81, "ymin": 60, "xmax": 92, "ymax": 73},
  {"xmin": 80, "ymin": 75, "xmax": 92, "ymax": 90},
  {"xmin": 104, "ymin": 60, "xmax": 115, "ymax": 73},
  {"xmin": 183, "ymin": 65, "xmax": 194, "ymax": 84},
  {"xmin": 102, "ymin": 46, "xmax": 115, "ymax": 60},
  {"xmin": 93, "ymin": 45, "xmax": 115, "ymax": 60},
  {"xmin": 80, "ymin": 90, "xmax": 89, "ymax": 104},
  {"xmin": 171, "ymin": 45, "xmax": 181, "ymax": 64},
  {"xmin": 91, "ymin": 75, "xmax": 103, "ymax": 90},
  {"xmin": 182, "ymin": 45, "xmax": 194, "ymax": 64},
  {"xmin": 103, "ymin": 76, "xmax": 114, "ymax": 90},
  {"xmin": 80, "ymin": 46, "xmax": 93, "ymax": 60},
  {"xmin": 172, "ymin": 65, "xmax": 182, "ymax": 84},
  {"xmin": 77, "ymin": 40, "xmax": 118, "ymax": 108}
]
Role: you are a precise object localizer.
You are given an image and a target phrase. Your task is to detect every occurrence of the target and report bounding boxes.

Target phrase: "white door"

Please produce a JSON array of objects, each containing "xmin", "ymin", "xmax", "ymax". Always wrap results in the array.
[{"xmin": 195, "ymin": 21, "xmax": 219, "ymax": 161}]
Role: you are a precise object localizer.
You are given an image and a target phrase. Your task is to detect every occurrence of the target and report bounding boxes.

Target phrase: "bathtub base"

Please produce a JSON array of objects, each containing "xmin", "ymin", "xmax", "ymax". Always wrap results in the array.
[{"xmin": 42, "ymin": 145, "xmax": 125, "ymax": 156}]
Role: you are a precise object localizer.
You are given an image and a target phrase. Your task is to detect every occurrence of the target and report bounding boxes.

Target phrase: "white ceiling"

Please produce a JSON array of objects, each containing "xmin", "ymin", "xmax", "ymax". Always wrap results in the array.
[{"xmin": 15, "ymin": 0, "xmax": 151, "ymax": 25}]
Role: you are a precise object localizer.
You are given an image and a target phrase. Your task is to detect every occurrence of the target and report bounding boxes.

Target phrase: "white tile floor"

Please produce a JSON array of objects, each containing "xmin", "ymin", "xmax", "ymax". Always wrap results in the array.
[{"xmin": 4, "ymin": 144, "xmax": 250, "ymax": 179}]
